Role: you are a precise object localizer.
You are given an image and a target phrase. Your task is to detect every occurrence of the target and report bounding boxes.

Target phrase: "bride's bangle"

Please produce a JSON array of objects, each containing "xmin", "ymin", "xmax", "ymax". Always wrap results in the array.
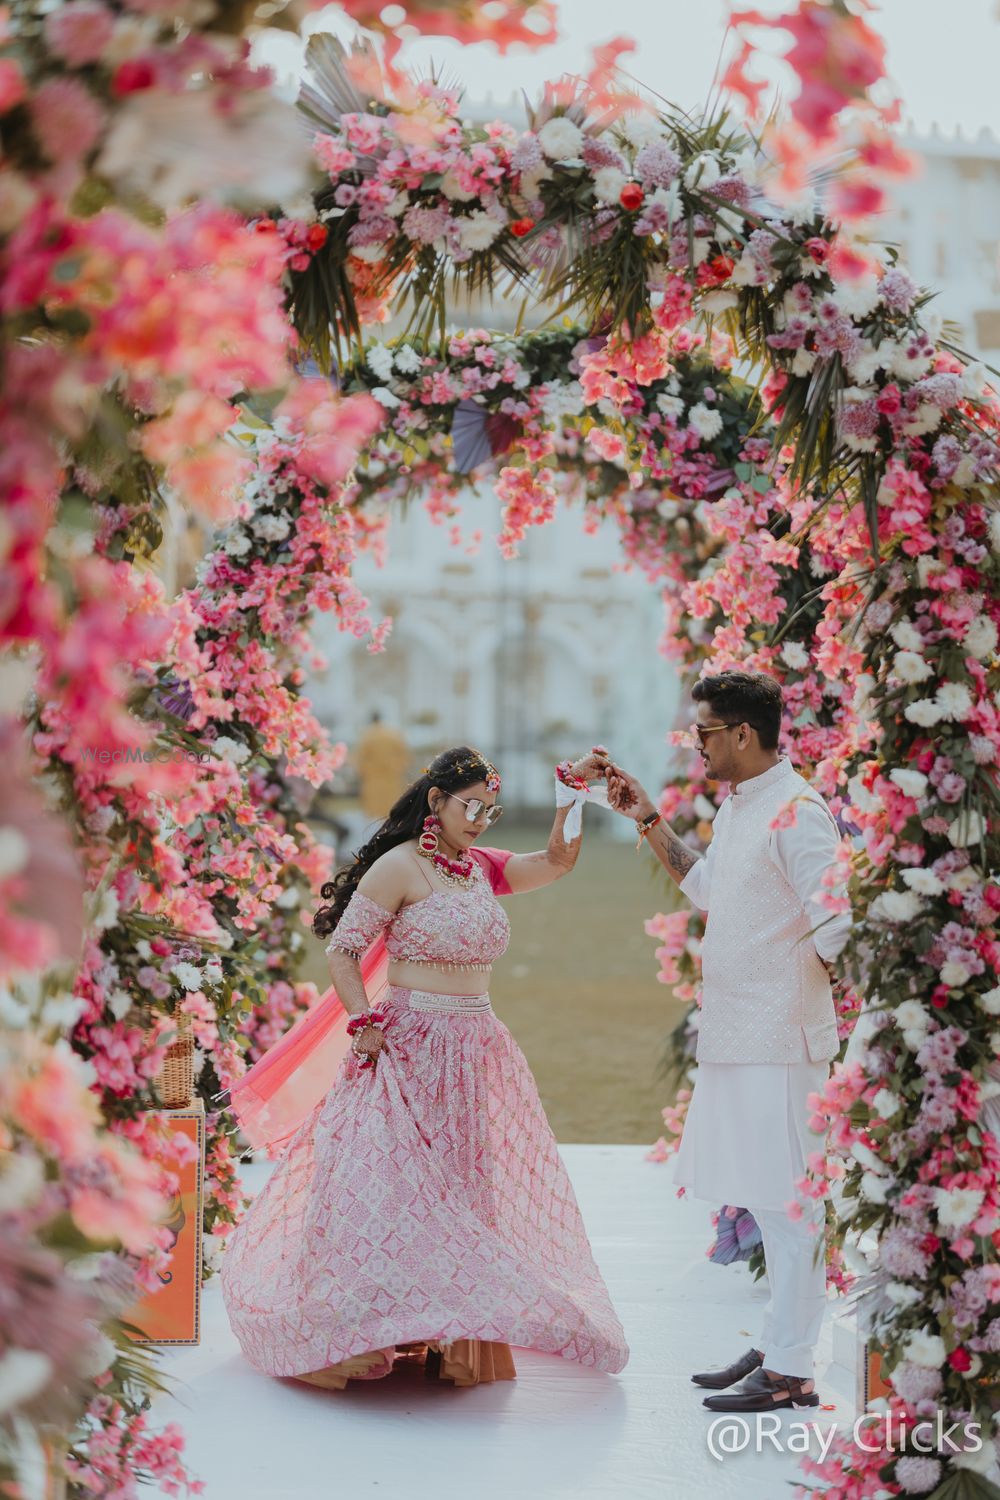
[{"xmin": 635, "ymin": 811, "xmax": 661, "ymax": 850}]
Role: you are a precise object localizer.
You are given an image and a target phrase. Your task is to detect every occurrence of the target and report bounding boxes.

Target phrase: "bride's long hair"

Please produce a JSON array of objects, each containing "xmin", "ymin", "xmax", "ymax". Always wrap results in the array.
[{"xmin": 312, "ymin": 745, "xmax": 500, "ymax": 938}]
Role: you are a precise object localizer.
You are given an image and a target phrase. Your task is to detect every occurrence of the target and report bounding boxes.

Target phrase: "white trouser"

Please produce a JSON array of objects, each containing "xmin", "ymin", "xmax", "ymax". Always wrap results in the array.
[{"xmin": 751, "ymin": 1197, "xmax": 827, "ymax": 1379}]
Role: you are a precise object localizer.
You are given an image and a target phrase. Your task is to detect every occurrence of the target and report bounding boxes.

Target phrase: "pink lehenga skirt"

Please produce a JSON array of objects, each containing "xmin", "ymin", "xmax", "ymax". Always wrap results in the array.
[{"xmin": 219, "ymin": 985, "xmax": 629, "ymax": 1383}]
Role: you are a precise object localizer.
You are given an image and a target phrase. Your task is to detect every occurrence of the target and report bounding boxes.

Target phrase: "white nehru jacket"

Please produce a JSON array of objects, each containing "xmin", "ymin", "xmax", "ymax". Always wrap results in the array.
[{"xmin": 679, "ymin": 756, "xmax": 852, "ymax": 1065}]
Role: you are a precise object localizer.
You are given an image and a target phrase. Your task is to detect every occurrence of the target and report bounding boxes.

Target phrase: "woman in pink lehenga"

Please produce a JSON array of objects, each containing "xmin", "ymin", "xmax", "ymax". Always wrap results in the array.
[{"xmin": 220, "ymin": 745, "xmax": 629, "ymax": 1389}]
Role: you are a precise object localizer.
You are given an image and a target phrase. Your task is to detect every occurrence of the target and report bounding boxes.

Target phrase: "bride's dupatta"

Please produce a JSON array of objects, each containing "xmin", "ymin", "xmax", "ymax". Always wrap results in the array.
[{"xmin": 220, "ymin": 936, "xmax": 390, "ymax": 1155}]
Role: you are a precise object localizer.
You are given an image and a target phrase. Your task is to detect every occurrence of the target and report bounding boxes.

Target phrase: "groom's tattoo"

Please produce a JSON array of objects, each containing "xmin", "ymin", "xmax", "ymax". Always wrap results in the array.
[{"xmin": 651, "ymin": 824, "xmax": 699, "ymax": 879}]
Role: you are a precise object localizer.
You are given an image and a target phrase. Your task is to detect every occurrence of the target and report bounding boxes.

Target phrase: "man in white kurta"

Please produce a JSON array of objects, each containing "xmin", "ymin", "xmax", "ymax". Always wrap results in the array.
[{"xmin": 603, "ymin": 669, "xmax": 851, "ymax": 1412}]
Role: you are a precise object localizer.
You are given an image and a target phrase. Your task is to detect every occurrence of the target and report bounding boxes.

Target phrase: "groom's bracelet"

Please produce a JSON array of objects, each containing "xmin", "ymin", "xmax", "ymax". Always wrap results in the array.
[{"xmin": 635, "ymin": 811, "xmax": 661, "ymax": 850}]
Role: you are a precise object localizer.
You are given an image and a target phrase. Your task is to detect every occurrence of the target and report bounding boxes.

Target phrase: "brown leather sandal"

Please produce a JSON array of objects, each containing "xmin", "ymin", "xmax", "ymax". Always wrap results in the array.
[{"xmin": 702, "ymin": 1367, "xmax": 819, "ymax": 1412}]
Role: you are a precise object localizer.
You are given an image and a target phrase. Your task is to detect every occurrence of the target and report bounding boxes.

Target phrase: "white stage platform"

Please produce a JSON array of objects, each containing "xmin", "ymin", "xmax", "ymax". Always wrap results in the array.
[{"xmin": 151, "ymin": 1146, "xmax": 855, "ymax": 1500}]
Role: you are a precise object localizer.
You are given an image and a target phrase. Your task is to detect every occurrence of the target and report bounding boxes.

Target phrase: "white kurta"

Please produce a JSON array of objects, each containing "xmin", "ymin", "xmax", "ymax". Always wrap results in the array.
[{"xmin": 669, "ymin": 757, "xmax": 850, "ymax": 1209}]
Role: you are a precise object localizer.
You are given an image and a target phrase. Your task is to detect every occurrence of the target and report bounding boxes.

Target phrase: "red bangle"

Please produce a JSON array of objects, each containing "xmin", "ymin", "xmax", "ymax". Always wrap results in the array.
[{"xmin": 346, "ymin": 1010, "xmax": 386, "ymax": 1035}]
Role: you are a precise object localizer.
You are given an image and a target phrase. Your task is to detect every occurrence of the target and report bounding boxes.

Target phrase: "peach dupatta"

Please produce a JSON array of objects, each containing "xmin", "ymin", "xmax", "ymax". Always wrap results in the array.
[{"xmin": 219, "ymin": 937, "xmax": 389, "ymax": 1154}]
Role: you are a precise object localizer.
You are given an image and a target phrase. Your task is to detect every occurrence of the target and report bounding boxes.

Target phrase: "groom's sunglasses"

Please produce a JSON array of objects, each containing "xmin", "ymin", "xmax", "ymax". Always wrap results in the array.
[{"xmin": 446, "ymin": 792, "xmax": 504, "ymax": 827}]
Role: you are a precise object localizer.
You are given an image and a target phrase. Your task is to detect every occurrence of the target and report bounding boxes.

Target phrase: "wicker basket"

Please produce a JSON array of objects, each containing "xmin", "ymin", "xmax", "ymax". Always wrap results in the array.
[{"xmin": 153, "ymin": 1011, "xmax": 194, "ymax": 1109}]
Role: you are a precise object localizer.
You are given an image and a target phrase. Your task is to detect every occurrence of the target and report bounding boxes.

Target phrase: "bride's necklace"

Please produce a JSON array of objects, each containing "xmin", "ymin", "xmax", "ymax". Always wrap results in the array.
[{"xmin": 417, "ymin": 825, "xmax": 475, "ymax": 887}]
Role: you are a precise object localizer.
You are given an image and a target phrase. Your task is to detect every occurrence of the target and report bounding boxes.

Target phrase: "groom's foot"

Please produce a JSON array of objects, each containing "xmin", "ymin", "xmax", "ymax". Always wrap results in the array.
[
  {"xmin": 690, "ymin": 1346, "xmax": 764, "ymax": 1390},
  {"xmin": 702, "ymin": 1367, "xmax": 818, "ymax": 1411}
]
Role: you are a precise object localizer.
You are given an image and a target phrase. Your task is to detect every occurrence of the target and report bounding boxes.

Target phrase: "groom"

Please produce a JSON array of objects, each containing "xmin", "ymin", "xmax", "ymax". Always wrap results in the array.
[{"xmin": 601, "ymin": 670, "xmax": 851, "ymax": 1412}]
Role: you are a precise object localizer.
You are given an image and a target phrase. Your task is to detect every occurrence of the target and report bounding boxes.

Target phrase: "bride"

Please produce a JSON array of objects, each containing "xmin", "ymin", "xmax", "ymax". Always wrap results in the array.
[{"xmin": 220, "ymin": 744, "xmax": 629, "ymax": 1388}]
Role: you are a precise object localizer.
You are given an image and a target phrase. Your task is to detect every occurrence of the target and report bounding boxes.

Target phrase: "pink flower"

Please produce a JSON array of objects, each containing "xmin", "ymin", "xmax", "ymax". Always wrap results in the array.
[
  {"xmin": 44, "ymin": 2, "xmax": 115, "ymax": 67},
  {"xmin": 31, "ymin": 77, "xmax": 105, "ymax": 164},
  {"xmin": 0, "ymin": 56, "xmax": 26, "ymax": 113}
]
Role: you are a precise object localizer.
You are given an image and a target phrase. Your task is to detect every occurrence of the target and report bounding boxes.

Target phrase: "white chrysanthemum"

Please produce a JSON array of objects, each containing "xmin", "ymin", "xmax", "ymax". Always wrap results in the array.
[
  {"xmin": 904, "ymin": 698, "xmax": 944, "ymax": 727},
  {"xmin": 211, "ymin": 735, "xmax": 250, "ymax": 766},
  {"xmin": 889, "ymin": 768, "xmax": 928, "ymax": 799},
  {"xmin": 539, "ymin": 381, "xmax": 585, "ymax": 421},
  {"xmin": 371, "ymin": 386, "xmax": 401, "ymax": 408},
  {"xmin": 688, "ymin": 403, "xmax": 724, "ymax": 440},
  {"xmin": 171, "ymin": 961, "xmax": 204, "ymax": 992},
  {"xmin": 893, "ymin": 650, "xmax": 933, "ymax": 684},
  {"xmin": 948, "ymin": 809, "xmax": 987, "ymax": 848},
  {"xmin": 831, "ymin": 277, "xmax": 881, "ymax": 320},
  {"xmin": 960, "ymin": 361, "xmax": 988, "ymax": 400},
  {"xmin": 890, "ymin": 618, "xmax": 923, "ymax": 652},
  {"xmin": 656, "ymin": 393, "xmax": 685, "ymax": 419},
  {"xmin": 91, "ymin": 886, "xmax": 120, "ymax": 932},
  {"xmin": 250, "ymin": 512, "xmax": 291, "ymax": 542},
  {"xmin": 933, "ymin": 1185, "xmax": 985, "ymax": 1228},
  {"xmin": 224, "ymin": 530, "xmax": 252, "ymax": 558},
  {"xmin": 457, "ymin": 211, "xmax": 503, "ymax": 252},
  {"xmin": 901, "ymin": 868, "xmax": 945, "ymax": 897},
  {"xmin": 979, "ymin": 985, "xmax": 1000, "ymax": 1015},
  {"xmin": 940, "ymin": 960, "xmax": 971, "ymax": 987},
  {"xmin": 780, "ymin": 641, "xmax": 811, "ymax": 671},
  {"xmin": 393, "ymin": 344, "xmax": 422, "ymax": 375},
  {"xmin": 440, "ymin": 168, "xmax": 476, "ymax": 202},
  {"xmin": 107, "ymin": 988, "xmax": 133, "ymax": 1020},
  {"xmin": 847, "ymin": 772, "xmax": 881, "ymax": 814},
  {"xmin": 621, "ymin": 112, "xmax": 665, "ymax": 149},
  {"xmin": 935, "ymin": 681, "xmax": 973, "ymax": 720},
  {"xmin": 895, "ymin": 1000, "xmax": 931, "ymax": 1033},
  {"xmin": 885, "ymin": 1282, "xmax": 922, "ymax": 1307},
  {"xmin": 876, "ymin": 889, "xmax": 923, "ymax": 922},
  {"xmin": 964, "ymin": 614, "xmax": 998, "ymax": 660},
  {"xmin": 683, "ymin": 153, "xmax": 721, "ymax": 190},
  {"xmin": 902, "ymin": 1331, "xmax": 947, "ymax": 1369},
  {"xmin": 847, "ymin": 348, "xmax": 882, "ymax": 384},
  {"xmin": 591, "ymin": 166, "xmax": 628, "ymax": 205},
  {"xmin": 949, "ymin": 866, "xmax": 980, "ymax": 893},
  {"xmin": 872, "ymin": 1088, "xmax": 901, "ymax": 1119},
  {"xmin": 537, "ymin": 116, "xmax": 584, "ymax": 162},
  {"xmin": 860, "ymin": 1171, "xmax": 889, "ymax": 1204},
  {"xmin": 701, "ymin": 288, "xmax": 740, "ymax": 315},
  {"xmin": 851, "ymin": 1140, "xmax": 885, "ymax": 1173},
  {"xmin": 791, "ymin": 347, "xmax": 817, "ymax": 377},
  {"xmin": 366, "ymin": 343, "xmax": 394, "ymax": 381}
]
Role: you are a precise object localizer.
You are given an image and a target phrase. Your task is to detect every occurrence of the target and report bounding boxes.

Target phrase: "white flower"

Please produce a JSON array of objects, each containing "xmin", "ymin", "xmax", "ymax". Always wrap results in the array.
[
  {"xmin": 107, "ymin": 988, "xmax": 133, "ymax": 1021},
  {"xmin": 791, "ymin": 347, "xmax": 817, "ymax": 377},
  {"xmin": 851, "ymin": 1140, "xmax": 886, "ymax": 1173},
  {"xmin": 537, "ymin": 116, "xmax": 584, "ymax": 162},
  {"xmin": 890, "ymin": 618, "xmax": 923, "ymax": 652},
  {"xmin": 250, "ymin": 512, "xmax": 291, "ymax": 542},
  {"xmin": 365, "ymin": 343, "xmax": 395, "ymax": 381},
  {"xmin": 683, "ymin": 153, "xmax": 720, "ymax": 190},
  {"xmin": 902, "ymin": 1331, "xmax": 947, "ymax": 1369},
  {"xmin": 872, "ymin": 1088, "xmax": 901, "ymax": 1119},
  {"xmin": 656, "ymin": 393, "xmax": 685, "ymax": 419},
  {"xmin": 895, "ymin": 1000, "xmax": 931, "ymax": 1033},
  {"xmin": 847, "ymin": 772, "xmax": 881, "ymax": 814},
  {"xmin": 592, "ymin": 166, "xmax": 628, "ymax": 205},
  {"xmin": 979, "ymin": 985, "xmax": 1000, "ymax": 1015},
  {"xmin": 780, "ymin": 641, "xmax": 811, "ymax": 671},
  {"xmin": 457, "ymin": 210, "xmax": 503, "ymax": 252},
  {"xmin": 371, "ymin": 386, "xmax": 401, "ymax": 409},
  {"xmin": 948, "ymin": 809, "xmax": 987, "ymax": 848},
  {"xmin": 889, "ymin": 768, "xmax": 928, "ymax": 799},
  {"xmin": 210, "ymin": 735, "xmax": 250, "ymax": 765},
  {"xmin": 135, "ymin": 939, "xmax": 152, "ymax": 960},
  {"xmin": 940, "ymin": 960, "xmax": 971, "ymax": 987},
  {"xmin": 935, "ymin": 682, "xmax": 973, "ymax": 720},
  {"xmin": 393, "ymin": 344, "xmax": 422, "ymax": 375},
  {"xmin": 539, "ymin": 381, "xmax": 585, "ymax": 421},
  {"xmin": 901, "ymin": 868, "xmax": 945, "ymax": 897},
  {"xmin": 916, "ymin": 555, "xmax": 946, "ymax": 587},
  {"xmin": 620, "ymin": 112, "xmax": 664, "ymax": 150},
  {"xmin": 224, "ymin": 530, "xmax": 252, "ymax": 558},
  {"xmin": 701, "ymin": 289, "xmax": 740, "ymax": 314},
  {"xmin": 275, "ymin": 885, "xmax": 300, "ymax": 910},
  {"xmin": 860, "ymin": 1171, "xmax": 889, "ymax": 1203},
  {"xmin": 79, "ymin": 1328, "xmax": 117, "ymax": 1380},
  {"xmin": 90, "ymin": 887, "xmax": 120, "ymax": 933},
  {"xmin": 933, "ymin": 1185, "xmax": 985, "ymax": 1228},
  {"xmin": 171, "ymin": 961, "xmax": 204, "ymax": 992},
  {"xmin": 876, "ymin": 889, "xmax": 923, "ymax": 922},
  {"xmin": 847, "ymin": 348, "xmax": 883, "ymax": 384},
  {"xmin": 0, "ymin": 1350, "xmax": 53, "ymax": 1415},
  {"xmin": 41, "ymin": 992, "xmax": 85, "ymax": 1029},
  {"xmin": 688, "ymin": 403, "xmax": 724, "ymax": 441},
  {"xmin": 0, "ymin": 1153, "xmax": 43, "ymax": 1213},
  {"xmin": 964, "ymin": 614, "xmax": 998, "ymax": 660},
  {"xmin": 960, "ymin": 361, "xmax": 988, "ymax": 400},
  {"xmin": 0, "ymin": 828, "xmax": 27, "ymax": 881},
  {"xmin": 893, "ymin": 650, "xmax": 932, "ymax": 684},
  {"xmin": 440, "ymin": 168, "xmax": 476, "ymax": 202},
  {"xmin": 830, "ymin": 277, "xmax": 881, "ymax": 321},
  {"xmin": 885, "ymin": 1282, "xmax": 922, "ymax": 1307},
  {"xmin": 904, "ymin": 698, "xmax": 944, "ymax": 727}
]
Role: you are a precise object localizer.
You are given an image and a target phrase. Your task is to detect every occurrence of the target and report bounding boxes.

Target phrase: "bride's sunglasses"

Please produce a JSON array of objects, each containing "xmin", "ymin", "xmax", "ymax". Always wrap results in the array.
[{"xmin": 446, "ymin": 792, "xmax": 504, "ymax": 827}]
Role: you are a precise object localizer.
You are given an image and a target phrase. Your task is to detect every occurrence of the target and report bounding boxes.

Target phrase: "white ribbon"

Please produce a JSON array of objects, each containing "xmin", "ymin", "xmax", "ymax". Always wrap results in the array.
[{"xmin": 555, "ymin": 776, "xmax": 611, "ymax": 842}]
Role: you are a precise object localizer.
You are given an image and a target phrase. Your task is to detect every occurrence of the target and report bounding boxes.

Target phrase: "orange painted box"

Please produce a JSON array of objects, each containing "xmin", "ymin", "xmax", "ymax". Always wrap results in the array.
[{"xmin": 125, "ymin": 1099, "xmax": 205, "ymax": 1346}]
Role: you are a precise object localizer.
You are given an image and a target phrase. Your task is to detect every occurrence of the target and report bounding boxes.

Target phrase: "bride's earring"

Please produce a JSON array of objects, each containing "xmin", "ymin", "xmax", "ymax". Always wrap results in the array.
[{"xmin": 419, "ymin": 812, "xmax": 442, "ymax": 856}]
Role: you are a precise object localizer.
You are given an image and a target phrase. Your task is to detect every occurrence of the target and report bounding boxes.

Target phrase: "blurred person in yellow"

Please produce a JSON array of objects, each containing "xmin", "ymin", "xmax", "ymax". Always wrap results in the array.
[{"xmin": 354, "ymin": 711, "xmax": 412, "ymax": 822}]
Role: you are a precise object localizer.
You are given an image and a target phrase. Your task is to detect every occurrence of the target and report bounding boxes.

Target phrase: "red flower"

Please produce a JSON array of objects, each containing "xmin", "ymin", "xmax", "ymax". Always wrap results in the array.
[
  {"xmin": 931, "ymin": 986, "xmax": 950, "ymax": 1009},
  {"xmin": 305, "ymin": 223, "xmax": 328, "ymax": 251},
  {"xmin": 949, "ymin": 1347, "xmax": 973, "ymax": 1372},
  {"xmin": 111, "ymin": 58, "xmax": 156, "ymax": 96},
  {"xmin": 921, "ymin": 1233, "xmax": 941, "ymax": 1255},
  {"xmin": 708, "ymin": 254, "xmax": 735, "ymax": 281},
  {"xmin": 510, "ymin": 217, "xmax": 535, "ymax": 238},
  {"xmin": 254, "ymin": 218, "xmax": 277, "ymax": 234},
  {"xmin": 804, "ymin": 236, "xmax": 830, "ymax": 265},
  {"xmin": 619, "ymin": 183, "xmax": 645, "ymax": 212}
]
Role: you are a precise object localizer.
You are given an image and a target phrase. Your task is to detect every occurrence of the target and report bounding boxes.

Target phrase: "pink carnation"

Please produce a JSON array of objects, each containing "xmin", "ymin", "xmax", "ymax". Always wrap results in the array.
[
  {"xmin": 31, "ymin": 76, "xmax": 105, "ymax": 164},
  {"xmin": 44, "ymin": 2, "xmax": 115, "ymax": 66}
]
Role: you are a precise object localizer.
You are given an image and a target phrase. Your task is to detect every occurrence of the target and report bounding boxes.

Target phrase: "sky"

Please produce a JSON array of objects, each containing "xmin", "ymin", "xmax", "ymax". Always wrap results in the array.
[{"xmin": 256, "ymin": 0, "xmax": 1000, "ymax": 144}]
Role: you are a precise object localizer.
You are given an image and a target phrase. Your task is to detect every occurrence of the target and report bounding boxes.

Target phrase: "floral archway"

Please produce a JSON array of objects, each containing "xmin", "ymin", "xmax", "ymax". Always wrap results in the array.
[{"xmin": 2, "ymin": 5, "xmax": 999, "ymax": 1499}]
